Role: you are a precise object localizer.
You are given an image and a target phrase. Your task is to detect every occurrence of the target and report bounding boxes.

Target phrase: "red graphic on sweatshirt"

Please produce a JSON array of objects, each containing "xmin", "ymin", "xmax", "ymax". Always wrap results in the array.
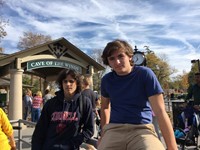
[
  {"xmin": 51, "ymin": 111, "xmax": 78, "ymax": 122},
  {"xmin": 56, "ymin": 123, "xmax": 66, "ymax": 133}
]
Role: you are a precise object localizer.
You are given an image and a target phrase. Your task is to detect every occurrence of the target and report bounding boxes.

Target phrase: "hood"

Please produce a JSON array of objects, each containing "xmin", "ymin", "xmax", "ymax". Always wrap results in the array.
[{"xmin": 55, "ymin": 90, "xmax": 81, "ymax": 103}]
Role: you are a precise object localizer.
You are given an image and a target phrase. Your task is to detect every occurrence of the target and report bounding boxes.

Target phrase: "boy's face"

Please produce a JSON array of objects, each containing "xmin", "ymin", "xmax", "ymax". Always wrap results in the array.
[{"xmin": 107, "ymin": 50, "xmax": 132, "ymax": 76}]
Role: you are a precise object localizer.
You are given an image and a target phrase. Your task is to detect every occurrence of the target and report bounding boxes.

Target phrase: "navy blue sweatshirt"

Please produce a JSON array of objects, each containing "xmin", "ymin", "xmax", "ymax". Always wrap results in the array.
[{"xmin": 32, "ymin": 91, "xmax": 94, "ymax": 150}]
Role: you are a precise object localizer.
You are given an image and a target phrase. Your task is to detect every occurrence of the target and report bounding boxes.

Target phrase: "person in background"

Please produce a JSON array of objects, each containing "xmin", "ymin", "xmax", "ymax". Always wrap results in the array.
[
  {"xmin": 43, "ymin": 89, "xmax": 53, "ymax": 104},
  {"xmin": 186, "ymin": 73, "xmax": 200, "ymax": 110},
  {"xmin": 81, "ymin": 75, "xmax": 99, "ymax": 120},
  {"xmin": 170, "ymin": 92, "xmax": 175, "ymax": 100},
  {"xmin": 98, "ymin": 39, "xmax": 177, "ymax": 150},
  {"xmin": 31, "ymin": 91, "xmax": 43, "ymax": 122},
  {"xmin": 32, "ymin": 69, "xmax": 94, "ymax": 150},
  {"xmin": 0, "ymin": 108, "xmax": 16, "ymax": 150},
  {"xmin": 23, "ymin": 89, "xmax": 33, "ymax": 120},
  {"xmin": 94, "ymin": 91, "xmax": 101, "ymax": 122},
  {"xmin": 81, "ymin": 75, "xmax": 100, "ymax": 148}
]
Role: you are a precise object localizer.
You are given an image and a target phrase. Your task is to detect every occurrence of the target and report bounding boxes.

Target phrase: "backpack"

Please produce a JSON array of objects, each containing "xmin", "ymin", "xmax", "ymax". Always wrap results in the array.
[
  {"xmin": 79, "ymin": 95, "xmax": 84, "ymax": 116},
  {"xmin": 79, "ymin": 94, "xmax": 98, "ymax": 149},
  {"xmin": 79, "ymin": 94, "xmax": 86, "ymax": 126}
]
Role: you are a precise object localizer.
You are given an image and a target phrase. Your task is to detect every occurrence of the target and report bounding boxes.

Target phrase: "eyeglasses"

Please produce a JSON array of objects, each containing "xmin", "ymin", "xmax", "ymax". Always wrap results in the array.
[{"xmin": 63, "ymin": 79, "xmax": 75, "ymax": 84}]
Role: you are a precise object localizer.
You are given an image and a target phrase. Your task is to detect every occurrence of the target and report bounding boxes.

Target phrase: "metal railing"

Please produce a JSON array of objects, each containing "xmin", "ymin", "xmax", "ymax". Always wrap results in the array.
[
  {"xmin": 164, "ymin": 98, "xmax": 186, "ymax": 112},
  {"xmin": 10, "ymin": 119, "xmax": 36, "ymax": 150}
]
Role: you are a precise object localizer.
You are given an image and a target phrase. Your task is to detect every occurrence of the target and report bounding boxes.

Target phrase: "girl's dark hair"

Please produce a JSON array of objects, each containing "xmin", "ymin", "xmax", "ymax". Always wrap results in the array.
[
  {"xmin": 56, "ymin": 69, "xmax": 82, "ymax": 93},
  {"xmin": 101, "ymin": 39, "xmax": 134, "ymax": 66}
]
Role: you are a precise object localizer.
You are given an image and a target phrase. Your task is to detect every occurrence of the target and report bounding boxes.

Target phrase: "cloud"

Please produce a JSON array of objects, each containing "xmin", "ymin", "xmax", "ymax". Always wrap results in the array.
[{"xmin": 1, "ymin": 0, "xmax": 200, "ymax": 75}]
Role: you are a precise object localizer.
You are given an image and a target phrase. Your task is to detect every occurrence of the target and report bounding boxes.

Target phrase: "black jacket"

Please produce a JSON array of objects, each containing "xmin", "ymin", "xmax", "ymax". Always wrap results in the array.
[
  {"xmin": 32, "ymin": 91, "xmax": 94, "ymax": 150},
  {"xmin": 81, "ymin": 89, "xmax": 97, "ymax": 110}
]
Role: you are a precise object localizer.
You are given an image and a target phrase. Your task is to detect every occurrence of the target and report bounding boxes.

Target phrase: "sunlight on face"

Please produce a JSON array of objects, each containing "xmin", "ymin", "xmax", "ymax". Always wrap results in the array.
[{"xmin": 107, "ymin": 50, "xmax": 132, "ymax": 75}]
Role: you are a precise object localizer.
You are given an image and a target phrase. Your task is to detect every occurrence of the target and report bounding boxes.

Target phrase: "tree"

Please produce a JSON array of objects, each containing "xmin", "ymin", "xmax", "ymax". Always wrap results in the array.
[
  {"xmin": 169, "ymin": 72, "xmax": 189, "ymax": 92},
  {"xmin": 90, "ymin": 49, "xmax": 103, "ymax": 65},
  {"xmin": 187, "ymin": 63, "xmax": 199, "ymax": 85},
  {"xmin": 145, "ymin": 52, "xmax": 176, "ymax": 87},
  {"xmin": 144, "ymin": 48, "xmax": 179, "ymax": 93},
  {"xmin": 0, "ymin": 0, "xmax": 9, "ymax": 45},
  {"xmin": 180, "ymin": 71, "xmax": 189, "ymax": 90},
  {"xmin": 90, "ymin": 49, "xmax": 106, "ymax": 92},
  {"xmin": 17, "ymin": 31, "xmax": 52, "ymax": 50},
  {"xmin": 0, "ymin": 17, "xmax": 7, "ymax": 43},
  {"xmin": 22, "ymin": 74, "xmax": 44, "ymax": 95},
  {"xmin": 18, "ymin": 32, "xmax": 52, "ymax": 94},
  {"xmin": 0, "ymin": 47, "xmax": 3, "ymax": 53}
]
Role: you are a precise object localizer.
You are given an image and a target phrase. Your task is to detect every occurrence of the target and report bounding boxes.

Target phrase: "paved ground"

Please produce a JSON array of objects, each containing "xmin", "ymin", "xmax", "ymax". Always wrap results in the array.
[{"xmin": 14, "ymin": 126, "xmax": 34, "ymax": 150}]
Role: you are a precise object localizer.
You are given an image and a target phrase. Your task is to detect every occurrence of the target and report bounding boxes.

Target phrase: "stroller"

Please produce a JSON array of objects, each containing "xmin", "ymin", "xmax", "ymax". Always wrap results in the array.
[
  {"xmin": 174, "ymin": 102, "xmax": 200, "ymax": 150},
  {"xmin": 95, "ymin": 108, "xmax": 101, "ymax": 139}
]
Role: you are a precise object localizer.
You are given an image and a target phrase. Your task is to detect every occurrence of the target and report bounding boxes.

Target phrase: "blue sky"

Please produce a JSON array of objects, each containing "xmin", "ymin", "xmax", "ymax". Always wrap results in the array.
[{"xmin": 1, "ymin": 0, "xmax": 200, "ymax": 76}]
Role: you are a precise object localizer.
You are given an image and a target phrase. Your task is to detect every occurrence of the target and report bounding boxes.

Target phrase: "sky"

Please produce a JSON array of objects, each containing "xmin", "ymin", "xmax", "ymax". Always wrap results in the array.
[{"xmin": 1, "ymin": 0, "xmax": 200, "ymax": 76}]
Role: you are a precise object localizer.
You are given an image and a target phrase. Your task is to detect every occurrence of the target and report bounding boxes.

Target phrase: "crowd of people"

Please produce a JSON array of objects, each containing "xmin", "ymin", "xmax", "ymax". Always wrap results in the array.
[
  {"xmin": 3, "ymin": 39, "xmax": 200, "ymax": 150},
  {"xmin": 23, "ymin": 89, "xmax": 53, "ymax": 123},
  {"xmin": 173, "ymin": 72, "xmax": 200, "ymax": 147}
]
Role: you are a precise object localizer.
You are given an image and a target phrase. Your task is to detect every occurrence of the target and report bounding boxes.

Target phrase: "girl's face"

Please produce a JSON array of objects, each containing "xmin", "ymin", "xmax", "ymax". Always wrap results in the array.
[
  {"xmin": 107, "ymin": 50, "xmax": 132, "ymax": 76},
  {"xmin": 62, "ymin": 75, "xmax": 77, "ymax": 97}
]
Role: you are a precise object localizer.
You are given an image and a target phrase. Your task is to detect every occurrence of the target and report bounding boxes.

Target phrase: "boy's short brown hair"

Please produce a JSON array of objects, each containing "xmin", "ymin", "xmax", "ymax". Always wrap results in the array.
[{"xmin": 101, "ymin": 39, "xmax": 134, "ymax": 66}]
